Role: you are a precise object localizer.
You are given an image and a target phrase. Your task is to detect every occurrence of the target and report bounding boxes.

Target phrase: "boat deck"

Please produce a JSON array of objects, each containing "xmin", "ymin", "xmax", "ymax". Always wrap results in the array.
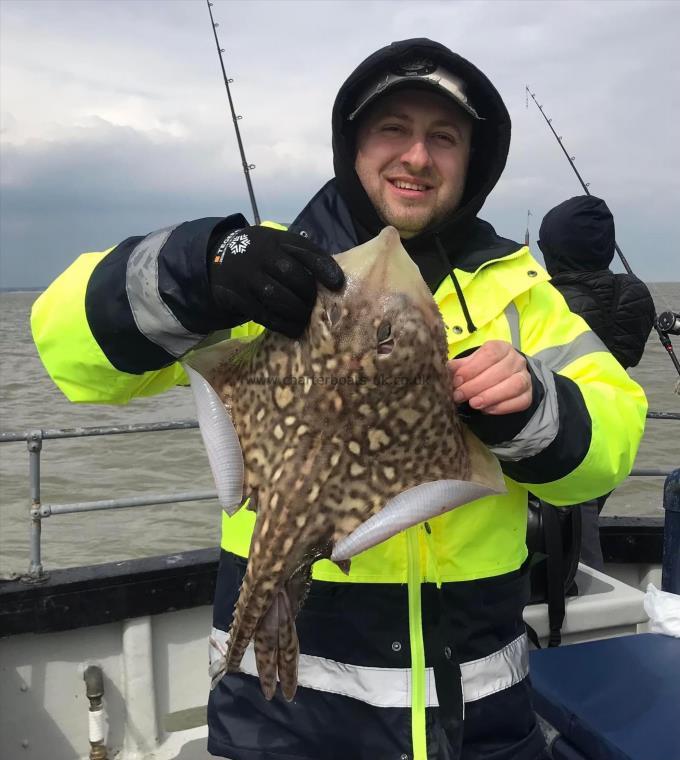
[{"xmin": 0, "ymin": 560, "xmax": 654, "ymax": 760}]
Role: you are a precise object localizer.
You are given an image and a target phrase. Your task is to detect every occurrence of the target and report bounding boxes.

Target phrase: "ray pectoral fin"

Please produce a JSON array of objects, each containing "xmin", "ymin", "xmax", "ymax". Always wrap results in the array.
[
  {"xmin": 463, "ymin": 426, "xmax": 507, "ymax": 493},
  {"xmin": 184, "ymin": 335, "xmax": 252, "ymax": 376},
  {"xmin": 183, "ymin": 364, "xmax": 245, "ymax": 515},
  {"xmin": 331, "ymin": 478, "xmax": 505, "ymax": 562}
]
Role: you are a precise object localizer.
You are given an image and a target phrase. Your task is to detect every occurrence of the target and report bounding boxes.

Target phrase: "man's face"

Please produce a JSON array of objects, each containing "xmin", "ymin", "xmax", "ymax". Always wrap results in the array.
[{"xmin": 354, "ymin": 89, "xmax": 473, "ymax": 238}]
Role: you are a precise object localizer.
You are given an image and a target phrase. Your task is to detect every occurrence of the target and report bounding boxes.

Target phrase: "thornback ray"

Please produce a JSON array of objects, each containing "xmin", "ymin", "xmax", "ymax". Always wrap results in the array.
[{"xmin": 184, "ymin": 226, "xmax": 506, "ymax": 701}]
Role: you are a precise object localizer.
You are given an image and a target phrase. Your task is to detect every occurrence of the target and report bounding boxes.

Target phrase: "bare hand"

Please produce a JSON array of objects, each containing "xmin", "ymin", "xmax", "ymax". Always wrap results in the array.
[{"xmin": 448, "ymin": 341, "xmax": 532, "ymax": 415}]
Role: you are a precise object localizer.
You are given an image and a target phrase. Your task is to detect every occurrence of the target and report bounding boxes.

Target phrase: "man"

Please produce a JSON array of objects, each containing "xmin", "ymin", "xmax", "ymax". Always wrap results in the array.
[
  {"xmin": 537, "ymin": 195, "xmax": 655, "ymax": 568},
  {"xmin": 32, "ymin": 39, "xmax": 646, "ymax": 760},
  {"xmin": 537, "ymin": 195, "xmax": 655, "ymax": 371}
]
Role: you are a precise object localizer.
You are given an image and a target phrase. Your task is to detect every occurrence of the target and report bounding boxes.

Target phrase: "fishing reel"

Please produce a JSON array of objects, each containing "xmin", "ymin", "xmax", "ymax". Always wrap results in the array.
[{"xmin": 655, "ymin": 311, "xmax": 680, "ymax": 337}]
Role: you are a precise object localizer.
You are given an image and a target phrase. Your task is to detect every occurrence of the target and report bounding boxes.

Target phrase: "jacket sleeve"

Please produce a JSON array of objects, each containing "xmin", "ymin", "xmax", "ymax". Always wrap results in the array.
[
  {"xmin": 31, "ymin": 215, "xmax": 247, "ymax": 404},
  {"xmin": 612, "ymin": 274, "xmax": 656, "ymax": 369},
  {"xmin": 466, "ymin": 280, "xmax": 647, "ymax": 505}
]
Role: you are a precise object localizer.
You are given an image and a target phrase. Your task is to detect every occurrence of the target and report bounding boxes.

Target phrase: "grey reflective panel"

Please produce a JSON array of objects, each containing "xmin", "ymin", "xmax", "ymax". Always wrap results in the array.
[
  {"xmin": 489, "ymin": 357, "xmax": 559, "ymax": 461},
  {"xmin": 460, "ymin": 633, "xmax": 529, "ymax": 703},
  {"xmin": 533, "ymin": 330, "xmax": 608, "ymax": 373},
  {"xmin": 126, "ymin": 225, "xmax": 206, "ymax": 357},
  {"xmin": 504, "ymin": 302, "xmax": 521, "ymax": 350}
]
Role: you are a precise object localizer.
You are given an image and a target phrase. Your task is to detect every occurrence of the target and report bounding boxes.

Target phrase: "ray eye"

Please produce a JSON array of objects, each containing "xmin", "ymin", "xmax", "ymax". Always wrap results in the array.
[
  {"xmin": 377, "ymin": 321, "xmax": 394, "ymax": 355},
  {"xmin": 327, "ymin": 303, "xmax": 342, "ymax": 327},
  {"xmin": 377, "ymin": 321, "xmax": 391, "ymax": 342}
]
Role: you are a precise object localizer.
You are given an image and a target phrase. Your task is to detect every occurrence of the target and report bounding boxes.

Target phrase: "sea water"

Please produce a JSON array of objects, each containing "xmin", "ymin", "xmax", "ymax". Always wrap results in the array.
[{"xmin": 1, "ymin": 286, "xmax": 678, "ymax": 575}]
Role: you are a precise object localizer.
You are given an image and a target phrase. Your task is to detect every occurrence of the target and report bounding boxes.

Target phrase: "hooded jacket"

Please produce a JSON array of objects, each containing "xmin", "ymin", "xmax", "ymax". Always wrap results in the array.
[
  {"xmin": 30, "ymin": 38, "xmax": 647, "ymax": 760},
  {"xmin": 290, "ymin": 38, "xmax": 516, "ymax": 293},
  {"xmin": 538, "ymin": 196, "xmax": 655, "ymax": 368}
]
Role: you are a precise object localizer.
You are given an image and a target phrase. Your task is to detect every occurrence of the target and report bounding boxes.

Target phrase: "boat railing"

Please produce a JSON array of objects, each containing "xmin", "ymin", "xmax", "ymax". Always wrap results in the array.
[{"xmin": 1, "ymin": 411, "xmax": 679, "ymax": 583}]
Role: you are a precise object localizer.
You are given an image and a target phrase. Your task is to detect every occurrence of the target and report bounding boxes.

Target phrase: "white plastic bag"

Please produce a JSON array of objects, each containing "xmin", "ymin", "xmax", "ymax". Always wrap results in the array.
[{"xmin": 643, "ymin": 583, "xmax": 680, "ymax": 637}]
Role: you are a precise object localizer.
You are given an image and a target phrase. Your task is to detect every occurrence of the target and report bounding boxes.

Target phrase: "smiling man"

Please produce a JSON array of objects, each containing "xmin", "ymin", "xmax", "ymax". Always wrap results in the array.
[
  {"xmin": 31, "ymin": 38, "xmax": 646, "ymax": 760},
  {"xmin": 354, "ymin": 89, "xmax": 473, "ymax": 237}
]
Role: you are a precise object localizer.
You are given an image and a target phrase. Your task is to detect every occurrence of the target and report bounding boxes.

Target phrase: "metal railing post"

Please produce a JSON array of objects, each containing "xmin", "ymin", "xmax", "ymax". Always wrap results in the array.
[
  {"xmin": 26, "ymin": 429, "xmax": 48, "ymax": 582},
  {"xmin": 661, "ymin": 468, "xmax": 680, "ymax": 594}
]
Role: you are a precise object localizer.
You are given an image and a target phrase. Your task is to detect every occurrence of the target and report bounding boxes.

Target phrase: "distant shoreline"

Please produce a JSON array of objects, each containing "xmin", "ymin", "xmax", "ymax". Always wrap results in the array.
[{"xmin": 0, "ymin": 288, "xmax": 44, "ymax": 293}]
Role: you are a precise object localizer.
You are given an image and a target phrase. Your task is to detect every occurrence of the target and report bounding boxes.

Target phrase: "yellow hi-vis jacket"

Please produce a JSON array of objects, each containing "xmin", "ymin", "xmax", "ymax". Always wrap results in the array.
[
  {"xmin": 31, "ymin": 220, "xmax": 647, "ymax": 581},
  {"xmin": 30, "ymin": 218, "xmax": 647, "ymax": 760}
]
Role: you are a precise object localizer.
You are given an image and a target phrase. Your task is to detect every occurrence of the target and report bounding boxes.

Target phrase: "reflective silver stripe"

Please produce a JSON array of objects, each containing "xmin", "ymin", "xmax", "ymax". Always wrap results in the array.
[
  {"xmin": 209, "ymin": 627, "xmax": 528, "ymax": 708},
  {"xmin": 126, "ymin": 225, "xmax": 206, "ymax": 357},
  {"xmin": 495, "ymin": 308, "xmax": 605, "ymax": 461},
  {"xmin": 460, "ymin": 632, "xmax": 528, "ymax": 702},
  {"xmin": 533, "ymin": 330, "xmax": 609, "ymax": 373},
  {"xmin": 489, "ymin": 357, "xmax": 559, "ymax": 461},
  {"xmin": 505, "ymin": 302, "xmax": 521, "ymax": 351},
  {"xmin": 504, "ymin": 298, "xmax": 606, "ymax": 373}
]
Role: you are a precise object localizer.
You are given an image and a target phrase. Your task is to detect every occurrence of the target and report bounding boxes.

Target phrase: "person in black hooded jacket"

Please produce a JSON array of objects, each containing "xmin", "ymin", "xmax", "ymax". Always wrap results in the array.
[
  {"xmin": 538, "ymin": 195, "xmax": 655, "ymax": 370},
  {"xmin": 31, "ymin": 38, "xmax": 648, "ymax": 760},
  {"xmin": 537, "ymin": 195, "xmax": 655, "ymax": 567}
]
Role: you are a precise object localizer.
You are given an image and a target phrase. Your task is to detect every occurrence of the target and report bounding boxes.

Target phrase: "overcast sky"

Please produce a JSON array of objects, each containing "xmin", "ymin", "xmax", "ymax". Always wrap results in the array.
[{"xmin": 1, "ymin": 0, "xmax": 679, "ymax": 288}]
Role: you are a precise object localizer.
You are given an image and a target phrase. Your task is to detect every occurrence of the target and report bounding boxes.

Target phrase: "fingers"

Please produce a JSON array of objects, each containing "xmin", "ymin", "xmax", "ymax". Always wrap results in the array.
[
  {"xmin": 451, "ymin": 344, "xmax": 520, "ymax": 400},
  {"xmin": 449, "ymin": 341, "xmax": 532, "ymax": 414},
  {"xmin": 467, "ymin": 372, "xmax": 532, "ymax": 414},
  {"xmin": 252, "ymin": 274, "xmax": 312, "ymax": 337},
  {"xmin": 216, "ymin": 279, "xmax": 311, "ymax": 338},
  {"xmin": 260, "ymin": 313, "xmax": 307, "ymax": 339},
  {"xmin": 263, "ymin": 252, "xmax": 317, "ymax": 307},
  {"xmin": 449, "ymin": 341, "xmax": 517, "ymax": 381},
  {"xmin": 282, "ymin": 242, "xmax": 345, "ymax": 291}
]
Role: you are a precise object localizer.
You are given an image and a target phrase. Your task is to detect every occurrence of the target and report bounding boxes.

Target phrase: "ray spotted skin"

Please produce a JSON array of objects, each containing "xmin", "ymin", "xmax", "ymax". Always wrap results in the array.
[{"xmin": 194, "ymin": 228, "xmax": 486, "ymax": 701}]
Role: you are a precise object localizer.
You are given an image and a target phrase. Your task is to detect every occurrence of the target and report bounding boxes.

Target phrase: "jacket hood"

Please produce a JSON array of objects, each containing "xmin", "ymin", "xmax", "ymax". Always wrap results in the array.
[
  {"xmin": 331, "ymin": 38, "xmax": 511, "ymax": 256},
  {"xmin": 537, "ymin": 195, "xmax": 615, "ymax": 275}
]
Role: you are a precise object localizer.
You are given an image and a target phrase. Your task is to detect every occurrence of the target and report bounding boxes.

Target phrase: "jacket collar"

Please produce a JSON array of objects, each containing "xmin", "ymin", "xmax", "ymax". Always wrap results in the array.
[{"xmin": 289, "ymin": 179, "xmax": 523, "ymax": 292}]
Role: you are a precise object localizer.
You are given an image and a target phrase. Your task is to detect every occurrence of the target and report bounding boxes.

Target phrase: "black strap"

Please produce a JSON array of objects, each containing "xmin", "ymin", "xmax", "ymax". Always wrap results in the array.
[
  {"xmin": 426, "ymin": 587, "xmax": 464, "ymax": 758},
  {"xmin": 541, "ymin": 503, "xmax": 566, "ymax": 647},
  {"xmin": 525, "ymin": 622, "xmax": 542, "ymax": 650}
]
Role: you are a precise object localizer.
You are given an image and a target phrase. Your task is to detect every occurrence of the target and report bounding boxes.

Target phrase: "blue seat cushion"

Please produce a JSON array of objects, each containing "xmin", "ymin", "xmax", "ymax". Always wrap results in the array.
[{"xmin": 529, "ymin": 633, "xmax": 680, "ymax": 760}]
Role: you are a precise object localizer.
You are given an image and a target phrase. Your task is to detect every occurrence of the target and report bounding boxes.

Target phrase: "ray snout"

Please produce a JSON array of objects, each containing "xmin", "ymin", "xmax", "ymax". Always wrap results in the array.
[{"xmin": 334, "ymin": 227, "xmax": 434, "ymax": 307}]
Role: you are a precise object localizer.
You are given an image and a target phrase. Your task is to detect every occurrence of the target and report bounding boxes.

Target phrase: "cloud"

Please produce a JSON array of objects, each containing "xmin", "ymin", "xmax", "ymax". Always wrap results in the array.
[
  {"xmin": 0, "ymin": 115, "xmax": 331, "ymax": 287},
  {"xmin": 1, "ymin": 0, "xmax": 679, "ymax": 286}
]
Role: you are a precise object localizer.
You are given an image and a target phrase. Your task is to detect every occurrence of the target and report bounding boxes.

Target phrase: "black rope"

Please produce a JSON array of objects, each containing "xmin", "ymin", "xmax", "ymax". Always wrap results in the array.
[{"xmin": 435, "ymin": 236, "xmax": 477, "ymax": 334}]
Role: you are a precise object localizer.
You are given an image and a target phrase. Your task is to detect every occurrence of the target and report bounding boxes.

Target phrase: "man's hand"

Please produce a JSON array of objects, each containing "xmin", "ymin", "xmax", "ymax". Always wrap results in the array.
[
  {"xmin": 209, "ymin": 226, "xmax": 344, "ymax": 338},
  {"xmin": 448, "ymin": 340, "xmax": 532, "ymax": 415}
]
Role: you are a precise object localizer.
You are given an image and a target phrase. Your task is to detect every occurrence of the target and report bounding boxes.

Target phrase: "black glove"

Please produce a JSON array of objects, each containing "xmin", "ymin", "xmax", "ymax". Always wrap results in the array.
[{"xmin": 208, "ymin": 226, "xmax": 344, "ymax": 338}]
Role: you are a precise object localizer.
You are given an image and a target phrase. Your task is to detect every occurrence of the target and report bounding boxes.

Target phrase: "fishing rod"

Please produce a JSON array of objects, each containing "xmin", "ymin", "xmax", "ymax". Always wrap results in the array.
[
  {"xmin": 206, "ymin": 0, "xmax": 261, "ymax": 224},
  {"xmin": 524, "ymin": 209, "xmax": 532, "ymax": 247},
  {"xmin": 525, "ymin": 86, "xmax": 680, "ymax": 380}
]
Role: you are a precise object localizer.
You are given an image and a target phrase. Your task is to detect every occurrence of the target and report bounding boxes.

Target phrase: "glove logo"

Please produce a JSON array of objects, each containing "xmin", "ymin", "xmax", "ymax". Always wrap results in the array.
[{"xmin": 216, "ymin": 231, "xmax": 250, "ymax": 263}]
